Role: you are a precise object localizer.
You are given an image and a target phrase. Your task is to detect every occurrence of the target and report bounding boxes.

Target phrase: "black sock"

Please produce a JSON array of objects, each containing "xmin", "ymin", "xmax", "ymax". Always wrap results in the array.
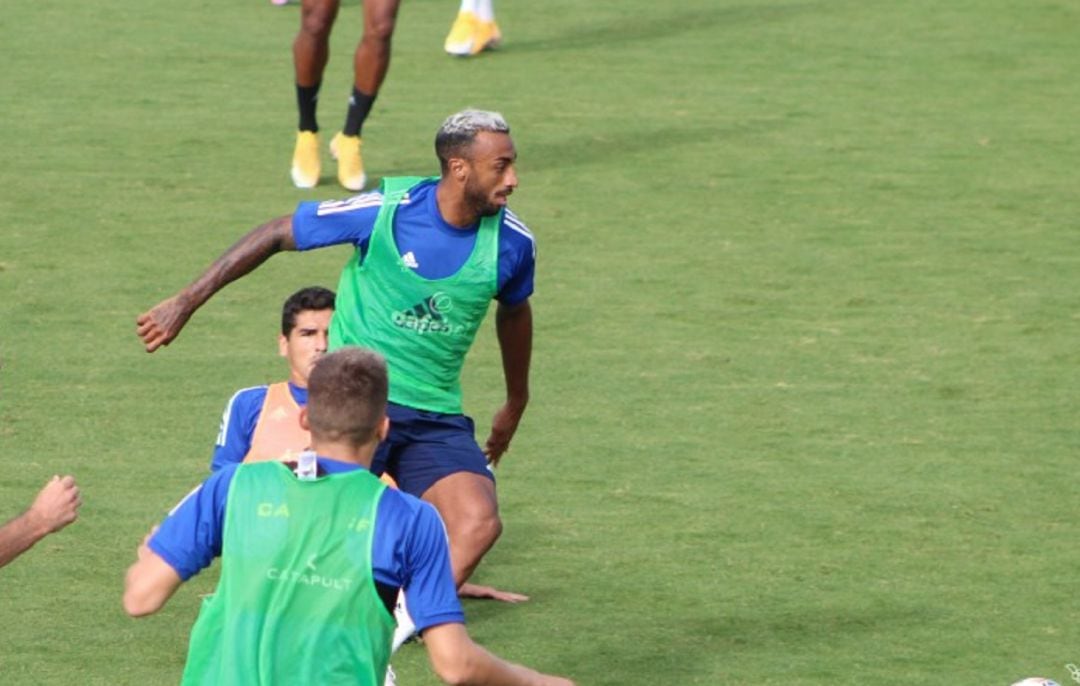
[
  {"xmin": 297, "ymin": 83, "xmax": 321, "ymax": 132},
  {"xmin": 343, "ymin": 88, "xmax": 377, "ymax": 137}
]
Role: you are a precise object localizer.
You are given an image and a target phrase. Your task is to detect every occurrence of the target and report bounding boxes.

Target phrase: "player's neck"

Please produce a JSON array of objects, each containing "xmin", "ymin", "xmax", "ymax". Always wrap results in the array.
[
  {"xmin": 435, "ymin": 180, "xmax": 479, "ymax": 229},
  {"xmin": 309, "ymin": 438, "xmax": 377, "ymax": 468}
]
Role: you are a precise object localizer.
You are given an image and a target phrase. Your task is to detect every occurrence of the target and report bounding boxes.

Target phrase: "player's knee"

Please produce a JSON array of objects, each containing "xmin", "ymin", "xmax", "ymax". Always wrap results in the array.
[
  {"xmin": 362, "ymin": 15, "xmax": 396, "ymax": 45},
  {"xmin": 300, "ymin": 9, "xmax": 336, "ymax": 39},
  {"xmin": 446, "ymin": 506, "xmax": 501, "ymax": 548},
  {"xmin": 470, "ymin": 509, "xmax": 502, "ymax": 548}
]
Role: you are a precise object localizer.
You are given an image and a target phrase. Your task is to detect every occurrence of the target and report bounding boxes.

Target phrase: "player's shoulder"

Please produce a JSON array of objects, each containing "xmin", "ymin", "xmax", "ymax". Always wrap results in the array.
[
  {"xmin": 377, "ymin": 487, "xmax": 444, "ymax": 534},
  {"xmin": 170, "ymin": 461, "xmax": 241, "ymax": 516},
  {"xmin": 499, "ymin": 208, "xmax": 536, "ymax": 259},
  {"xmin": 379, "ymin": 486, "xmax": 437, "ymax": 519},
  {"xmin": 312, "ymin": 189, "xmax": 387, "ymax": 217},
  {"xmin": 224, "ymin": 384, "xmax": 270, "ymax": 409},
  {"xmin": 501, "ymin": 208, "xmax": 534, "ymax": 241},
  {"xmin": 231, "ymin": 383, "xmax": 270, "ymax": 398}
]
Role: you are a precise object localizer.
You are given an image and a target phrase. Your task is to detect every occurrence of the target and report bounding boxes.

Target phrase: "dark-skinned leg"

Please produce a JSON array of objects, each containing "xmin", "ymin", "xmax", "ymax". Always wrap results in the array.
[
  {"xmin": 331, "ymin": 0, "xmax": 401, "ymax": 191},
  {"xmin": 290, "ymin": 0, "xmax": 339, "ymax": 188},
  {"xmin": 422, "ymin": 472, "xmax": 528, "ymax": 603},
  {"xmin": 352, "ymin": 0, "xmax": 400, "ymax": 112},
  {"xmin": 295, "ymin": 0, "xmax": 339, "ymax": 90}
]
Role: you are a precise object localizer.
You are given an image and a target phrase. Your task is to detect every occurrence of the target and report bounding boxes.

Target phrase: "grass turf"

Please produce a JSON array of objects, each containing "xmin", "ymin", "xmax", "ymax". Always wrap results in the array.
[{"xmin": 2, "ymin": 0, "xmax": 1080, "ymax": 683}]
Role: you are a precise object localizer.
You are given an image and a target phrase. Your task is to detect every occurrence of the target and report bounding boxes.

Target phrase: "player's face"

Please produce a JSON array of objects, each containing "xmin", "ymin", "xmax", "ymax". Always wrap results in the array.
[
  {"xmin": 279, "ymin": 309, "xmax": 332, "ymax": 388},
  {"xmin": 462, "ymin": 131, "xmax": 518, "ymax": 217}
]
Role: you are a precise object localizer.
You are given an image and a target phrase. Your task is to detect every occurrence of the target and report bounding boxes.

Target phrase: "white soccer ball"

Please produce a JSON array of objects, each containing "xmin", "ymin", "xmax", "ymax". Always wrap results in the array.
[{"xmin": 1010, "ymin": 679, "xmax": 1061, "ymax": 686}]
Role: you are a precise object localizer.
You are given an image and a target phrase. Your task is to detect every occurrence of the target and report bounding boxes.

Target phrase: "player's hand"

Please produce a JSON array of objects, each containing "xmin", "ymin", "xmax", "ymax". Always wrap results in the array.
[
  {"xmin": 458, "ymin": 582, "xmax": 530, "ymax": 603},
  {"xmin": 28, "ymin": 475, "xmax": 81, "ymax": 534},
  {"xmin": 484, "ymin": 402, "xmax": 525, "ymax": 467},
  {"xmin": 136, "ymin": 294, "xmax": 193, "ymax": 352}
]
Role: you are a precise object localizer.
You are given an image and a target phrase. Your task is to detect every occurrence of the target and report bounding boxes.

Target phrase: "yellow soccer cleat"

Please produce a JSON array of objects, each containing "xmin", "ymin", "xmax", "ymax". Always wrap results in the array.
[
  {"xmin": 290, "ymin": 131, "xmax": 321, "ymax": 189},
  {"xmin": 444, "ymin": 11, "xmax": 502, "ymax": 57},
  {"xmin": 330, "ymin": 133, "xmax": 366, "ymax": 192}
]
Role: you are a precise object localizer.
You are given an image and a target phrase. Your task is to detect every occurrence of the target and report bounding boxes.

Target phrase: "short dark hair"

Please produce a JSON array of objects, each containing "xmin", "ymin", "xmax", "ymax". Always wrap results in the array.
[
  {"xmin": 306, "ymin": 347, "xmax": 388, "ymax": 447},
  {"xmin": 435, "ymin": 109, "xmax": 511, "ymax": 173},
  {"xmin": 281, "ymin": 286, "xmax": 335, "ymax": 336}
]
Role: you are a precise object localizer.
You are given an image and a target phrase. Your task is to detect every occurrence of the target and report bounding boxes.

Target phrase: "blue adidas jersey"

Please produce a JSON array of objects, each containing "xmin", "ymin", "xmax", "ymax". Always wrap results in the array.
[
  {"xmin": 210, "ymin": 382, "xmax": 308, "ymax": 472},
  {"xmin": 149, "ymin": 457, "xmax": 466, "ymax": 634},
  {"xmin": 292, "ymin": 179, "xmax": 536, "ymax": 306}
]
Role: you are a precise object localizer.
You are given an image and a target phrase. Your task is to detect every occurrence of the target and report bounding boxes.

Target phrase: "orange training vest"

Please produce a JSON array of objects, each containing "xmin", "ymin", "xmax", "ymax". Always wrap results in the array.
[
  {"xmin": 242, "ymin": 382, "xmax": 310, "ymax": 464},
  {"xmin": 242, "ymin": 381, "xmax": 398, "ymax": 488}
]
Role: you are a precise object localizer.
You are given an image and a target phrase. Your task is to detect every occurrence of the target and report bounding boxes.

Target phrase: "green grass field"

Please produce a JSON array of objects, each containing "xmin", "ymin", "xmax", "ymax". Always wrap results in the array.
[{"xmin": 2, "ymin": 0, "xmax": 1080, "ymax": 683}]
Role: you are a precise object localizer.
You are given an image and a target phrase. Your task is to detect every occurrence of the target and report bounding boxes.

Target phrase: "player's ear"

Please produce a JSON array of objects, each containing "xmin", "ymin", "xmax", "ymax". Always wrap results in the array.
[
  {"xmin": 278, "ymin": 333, "xmax": 289, "ymax": 358},
  {"xmin": 377, "ymin": 415, "xmax": 389, "ymax": 442},
  {"xmin": 448, "ymin": 157, "xmax": 468, "ymax": 181},
  {"xmin": 298, "ymin": 407, "xmax": 310, "ymax": 431}
]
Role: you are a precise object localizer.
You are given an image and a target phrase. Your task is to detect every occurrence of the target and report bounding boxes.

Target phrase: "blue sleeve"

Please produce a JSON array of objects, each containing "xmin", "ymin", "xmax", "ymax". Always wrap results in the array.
[
  {"xmin": 292, "ymin": 191, "xmax": 383, "ymax": 251},
  {"xmin": 148, "ymin": 466, "xmax": 237, "ymax": 581},
  {"xmin": 373, "ymin": 492, "xmax": 464, "ymax": 631},
  {"xmin": 496, "ymin": 211, "xmax": 536, "ymax": 306},
  {"xmin": 210, "ymin": 387, "xmax": 266, "ymax": 472}
]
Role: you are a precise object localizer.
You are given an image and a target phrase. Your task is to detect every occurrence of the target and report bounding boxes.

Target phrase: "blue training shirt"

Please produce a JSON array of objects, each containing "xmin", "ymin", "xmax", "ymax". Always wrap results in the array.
[
  {"xmin": 211, "ymin": 382, "xmax": 308, "ymax": 472},
  {"xmin": 149, "ymin": 457, "xmax": 465, "ymax": 634},
  {"xmin": 291, "ymin": 180, "xmax": 536, "ymax": 306}
]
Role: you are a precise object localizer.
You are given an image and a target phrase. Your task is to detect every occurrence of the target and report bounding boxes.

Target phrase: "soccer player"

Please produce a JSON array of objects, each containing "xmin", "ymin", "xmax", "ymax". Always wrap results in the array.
[
  {"xmin": 211, "ymin": 286, "xmax": 334, "ymax": 470},
  {"xmin": 138, "ymin": 109, "xmax": 534, "ymax": 602},
  {"xmin": 0, "ymin": 475, "xmax": 81, "ymax": 569},
  {"xmin": 445, "ymin": 0, "xmax": 502, "ymax": 57},
  {"xmin": 123, "ymin": 348, "xmax": 574, "ymax": 686}
]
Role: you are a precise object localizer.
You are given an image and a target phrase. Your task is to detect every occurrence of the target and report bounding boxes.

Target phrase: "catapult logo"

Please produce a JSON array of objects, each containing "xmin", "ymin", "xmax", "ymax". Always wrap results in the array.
[
  {"xmin": 392, "ymin": 293, "xmax": 463, "ymax": 335},
  {"xmin": 266, "ymin": 554, "xmax": 354, "ymax": 592}
]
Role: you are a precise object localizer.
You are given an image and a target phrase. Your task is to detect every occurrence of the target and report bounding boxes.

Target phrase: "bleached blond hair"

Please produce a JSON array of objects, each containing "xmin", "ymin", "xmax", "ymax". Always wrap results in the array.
[{"xmin": 435, "ymin": 109, "xmax": 511, "ymax": 172}]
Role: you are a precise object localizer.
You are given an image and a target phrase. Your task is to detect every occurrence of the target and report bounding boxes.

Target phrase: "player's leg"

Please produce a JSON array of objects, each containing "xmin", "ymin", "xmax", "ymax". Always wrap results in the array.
[
  {"xmin": 423, "ymin": 471, "xmax": 502, "ymax": 585},
  {"xmin": 389, "ymin": 406, "xmax": 524, "ymax": 600},
  {"xmin": 290, "ymin": 0, "xmax": 340, "ymax": 188},
  {"xmin": 330, "ymin": 0, "xmax": 401, "ymax": 192},
  {"xmin": 423, "ymin": 474, "xmax": 527, "ymax": 602},
  {"xmin": 445, "ymin": 0, "xmax": 501, "ymax": 57}
]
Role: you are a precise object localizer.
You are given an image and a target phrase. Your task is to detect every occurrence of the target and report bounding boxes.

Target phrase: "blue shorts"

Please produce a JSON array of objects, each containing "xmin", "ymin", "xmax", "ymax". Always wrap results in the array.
[{"xmin": 371, "ymin": 402, "xmax": 495, "ymax": 497}]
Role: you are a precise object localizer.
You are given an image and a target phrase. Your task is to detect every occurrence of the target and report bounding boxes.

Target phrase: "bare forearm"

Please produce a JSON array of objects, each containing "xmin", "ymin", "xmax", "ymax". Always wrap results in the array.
[
  {"xmin": 179, "ymin": 215, "xmax": 296, "ymax": 310},
  {"xmin": 426, "ymin": 624, "xmax": 572, "ymax": 686},
  {"xmin": 495, "ymin": 301, "xmax": 532, "ymax": 409},
  {"xmin": 137, "ymin": 216, "xmax": 297, "ymax": 352},
  {"xmin": 459, "ymin": 648, "xmax": 563, "ymax": 686},
  {"xmin": 0, "ymin": 513, "xmax": 49, "ymax": 568}
]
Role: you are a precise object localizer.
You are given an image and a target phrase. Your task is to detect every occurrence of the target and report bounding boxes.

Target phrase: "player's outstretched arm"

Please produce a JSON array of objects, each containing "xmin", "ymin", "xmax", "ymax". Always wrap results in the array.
[
  {"xmin": 422, "ymin": 622, "xmax": 574, "ymax": 686},
  {"xmin": 136, "ymin": 215, "xmax": 297, "ymax": 352},
  {"xmin": 485, "ymin": 300, "xmax": 532, "ymax": 466},
  {"xmin": 0, "ymin": 475, "xmax": 81, "ymax": 568}
]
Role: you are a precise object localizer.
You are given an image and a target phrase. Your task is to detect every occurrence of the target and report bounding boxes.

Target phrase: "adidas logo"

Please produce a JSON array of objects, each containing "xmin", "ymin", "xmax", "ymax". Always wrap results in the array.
[
  {"xmin": 402, "ymin": 251, "xmax": 419, "ymax": 269},
  {"xmin": 391, "ymin": 293, "xmax": 461, "ymax": 334}
]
